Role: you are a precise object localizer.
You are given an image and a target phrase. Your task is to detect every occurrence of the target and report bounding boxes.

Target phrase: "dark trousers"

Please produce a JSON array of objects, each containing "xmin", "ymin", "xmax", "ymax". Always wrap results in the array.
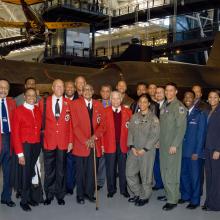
[
  {"xmin": 0, "ymin": 134, "xmax": 12, "ymax": 202},
  {"xmin": 75, "ymin": 151, "xmax": 96, "ymax": 198},
  {"xmin": 205, "ymin": 149, "xmax": 220, "ymax": 211},
  {"xmin": 180, "ymin": 157, "xmax": 202, "ymax": 205},
  {"xmin": 105, "ymin": 144, "xmax": 127, "ymax": 194},
  {"xmin": 153, "ymin": 149, "xmax": 164, "ymax": 189},
  {"xmin": 21, "ymin": 143, "xmax": 41, "ymax": 204},
  {"xmin": 66, "ymin": 152, "xmax": 76, "ymax": 191},
  {"xmin": 44, "ymin": 149, "xmax": 66, "ymax": 200}
]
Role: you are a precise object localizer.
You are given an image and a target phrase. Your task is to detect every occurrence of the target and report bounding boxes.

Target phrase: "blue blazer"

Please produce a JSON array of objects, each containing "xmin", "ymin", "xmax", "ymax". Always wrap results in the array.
[
  {"xmin": 182, "ymin": 107, "xmax": 207, "ymax": 158},
  {"xmin": 205, "ymin": 104, "xmax": 220, "ymax": 151}
]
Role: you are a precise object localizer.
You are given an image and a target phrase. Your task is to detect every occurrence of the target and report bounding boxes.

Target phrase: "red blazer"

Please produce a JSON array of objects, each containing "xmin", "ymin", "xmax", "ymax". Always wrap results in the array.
[
  {"xmin": 0, "ymin": 97, "xmax": 16, "ymax": 152},
  {"xmin": 39, "ymin": 96, "xmax": 73, "ymax": 151},
  {"xmin": 103, "ymin": 106, "xmax": 132, "ymax": 154},
  {"xmin": 70, "ymin": 97, "xmax": 106, "ymax": 157},
  {"xmin": 12, "ymin": 105, "xmax": 42, "ymax": 154}
]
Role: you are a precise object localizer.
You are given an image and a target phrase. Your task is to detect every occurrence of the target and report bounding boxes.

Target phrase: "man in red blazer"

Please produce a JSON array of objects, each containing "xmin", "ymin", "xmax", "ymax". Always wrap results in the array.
[
  {"xmin": 70, "ymin": 84, "xmax": 105, "ymax": 205},
  {"xmin": 39, "ymin": 79, "xmax": 73, "ymax": 206},
  {"xmin": 103, "ymin": 91, "xmax": 132, "ymax": 198},
  {"xmin": 0, "ymin": 79, "xmax": 16, "ymax": 207}
]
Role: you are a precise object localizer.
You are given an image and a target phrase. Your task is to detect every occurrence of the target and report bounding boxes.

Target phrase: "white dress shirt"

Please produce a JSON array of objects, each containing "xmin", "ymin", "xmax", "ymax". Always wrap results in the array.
[
  {"xmin": 112, "ymin": 106, "xmax": 121, "ymax": 113},
  {"xmin": 0, "ymin": 98, "xmax": 11, "ymax": 133},
  {"xmin": 188, "ymin": 106, "xmax": 194, "ymax": 115},
  {"xmin": 84, "ymin": 99, "xmax": 93, "ymax": 109},
  {"xmin": 52, "ymin": 95, "xmax": 63, "ymax": 116},
  {"xmin": 158, "ymin": 100, "xmax": 165, "ymax": 109}
]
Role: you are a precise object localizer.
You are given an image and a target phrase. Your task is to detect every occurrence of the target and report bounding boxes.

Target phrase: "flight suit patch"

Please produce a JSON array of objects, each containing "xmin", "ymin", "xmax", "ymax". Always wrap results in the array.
[{"xmin": 179, "ymin": 106, "xmax": 185, "ymax": 114}]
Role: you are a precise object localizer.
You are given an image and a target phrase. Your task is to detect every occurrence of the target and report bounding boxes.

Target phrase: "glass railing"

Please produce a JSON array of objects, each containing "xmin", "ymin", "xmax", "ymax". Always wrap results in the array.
[
  {"xmin": 42, "ymin": 0, "xmax": 170, "ymax": 16},
  {"xmin": 44, "ymin": 26, "xmax": 218, "ymax": 59}
]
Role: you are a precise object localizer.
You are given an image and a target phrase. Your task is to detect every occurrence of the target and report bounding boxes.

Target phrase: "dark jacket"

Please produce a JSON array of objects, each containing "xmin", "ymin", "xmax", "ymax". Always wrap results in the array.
[
  {"xmin": 205, "ymin": 104, "xmax": 220, "ymax": 151},
  {"xmin": 182, "ymin": 107, "xmax": 207, "ymax": 158}
]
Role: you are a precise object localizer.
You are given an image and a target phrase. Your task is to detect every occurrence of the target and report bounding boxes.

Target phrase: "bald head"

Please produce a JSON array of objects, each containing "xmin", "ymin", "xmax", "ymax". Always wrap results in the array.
[
  {"xmin": 0, "ymin": 79, "xmax": 10, "ymax": 99},
  {"xmin": 75, "ymin": 76, "xmax": 86, "ymax": 95},
  {"xmin": 52, "ymin": 79, "xmax": 64, "ymax": 97}
]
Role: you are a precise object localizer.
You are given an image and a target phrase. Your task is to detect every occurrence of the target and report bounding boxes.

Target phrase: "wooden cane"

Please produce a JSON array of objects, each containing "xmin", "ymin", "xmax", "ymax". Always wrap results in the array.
[{"xmin": 93, "ymin": 146, "xmax": 99, "ymax": 210}]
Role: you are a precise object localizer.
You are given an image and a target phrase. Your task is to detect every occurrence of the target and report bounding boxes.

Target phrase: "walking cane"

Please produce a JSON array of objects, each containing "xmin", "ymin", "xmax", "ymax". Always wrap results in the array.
[{"xmin": 93, "ymin": 146, "xmax": 99, "ymax": 210}]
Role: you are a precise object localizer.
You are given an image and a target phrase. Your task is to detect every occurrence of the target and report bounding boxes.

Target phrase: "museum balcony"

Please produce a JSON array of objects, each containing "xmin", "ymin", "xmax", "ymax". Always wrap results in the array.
[{"xmin": 41, "ymin": 0, "xmax": 220, "ymax": 31}]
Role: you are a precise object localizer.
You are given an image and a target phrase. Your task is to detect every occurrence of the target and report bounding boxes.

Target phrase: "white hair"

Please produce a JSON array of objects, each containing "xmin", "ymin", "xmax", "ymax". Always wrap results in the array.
[{"xmin": 110, "ymin": 91, "xmax": 123, "ymax": 101}]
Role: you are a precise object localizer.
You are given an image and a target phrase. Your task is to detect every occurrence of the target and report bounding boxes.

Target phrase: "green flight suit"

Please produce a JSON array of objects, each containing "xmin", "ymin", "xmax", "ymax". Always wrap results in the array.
[{"xmin": 159, "ymin": 97, "xmax": 187, "ymax": 204}]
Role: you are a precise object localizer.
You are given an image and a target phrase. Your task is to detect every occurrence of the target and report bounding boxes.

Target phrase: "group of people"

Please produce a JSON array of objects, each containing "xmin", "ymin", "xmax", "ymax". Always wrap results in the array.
[{"xmin": 0, "ymin": 76, "xmax": 219, "ymax": 213}]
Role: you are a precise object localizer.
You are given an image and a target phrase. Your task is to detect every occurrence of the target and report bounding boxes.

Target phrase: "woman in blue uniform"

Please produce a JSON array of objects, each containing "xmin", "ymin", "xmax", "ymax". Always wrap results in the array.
[{"xmin": 203, "ymin": 90, "xmax": 220, "ymax": 211}]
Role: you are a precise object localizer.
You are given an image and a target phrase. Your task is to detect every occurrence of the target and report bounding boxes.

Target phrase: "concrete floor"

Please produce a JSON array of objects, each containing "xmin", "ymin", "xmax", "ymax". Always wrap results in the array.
[{"xmin": 0, "ymin": 185, "xmax": 219, "ymax": 220}]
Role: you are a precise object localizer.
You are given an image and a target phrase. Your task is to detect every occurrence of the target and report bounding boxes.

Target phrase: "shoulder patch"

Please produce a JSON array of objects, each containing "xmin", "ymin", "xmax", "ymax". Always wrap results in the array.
[{"xmin": 179, "ymin": 106, "xmax": 185, "ymax": 114}]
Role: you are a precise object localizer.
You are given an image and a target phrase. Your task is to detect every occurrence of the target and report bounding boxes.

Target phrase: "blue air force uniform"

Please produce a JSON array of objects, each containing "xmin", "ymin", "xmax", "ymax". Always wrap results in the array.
[{"xmin": 180, "ymin": 106, "xmax": 207, "ymax": 205}]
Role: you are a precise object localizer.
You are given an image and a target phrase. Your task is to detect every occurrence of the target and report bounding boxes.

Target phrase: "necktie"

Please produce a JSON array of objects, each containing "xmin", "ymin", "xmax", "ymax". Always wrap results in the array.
[
  {"xmin": 1, "ymin": 99, "xmax": 9, "ymax": 134},
  {"xmin": 55, "ymin": 99, "xmax": 60, "ymax": 120},
  {"xmin": 88, "ymin": 102, "xmax": 91, "ymax": 110},
  {"xmin": 115, "ymin": 108, "xmax": 118, "ymax": 113}
]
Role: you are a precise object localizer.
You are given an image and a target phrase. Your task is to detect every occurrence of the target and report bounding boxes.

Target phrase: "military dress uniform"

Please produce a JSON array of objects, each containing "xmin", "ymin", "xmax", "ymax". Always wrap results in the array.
[
  {"xmin": 126, "ymin": 111, "xmax": 160, "ymax": 201},
  {"xmin": 180, "ymin": 107, "xmax": 206, "ymax": 206},
  {"xmin": 159, "ymin": 98, "xmax": 187, "ymax": 205}
]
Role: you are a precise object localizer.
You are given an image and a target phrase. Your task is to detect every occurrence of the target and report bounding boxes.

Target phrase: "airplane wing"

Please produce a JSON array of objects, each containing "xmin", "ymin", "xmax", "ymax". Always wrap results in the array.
[
  {"xmin": 45, "ymin": 22, "xmax": 89, "ymax": 29},
  {"xmin": 0, "ymin": 20, "xmax": 25, "ymax": 28},
  {"xmin": 1, "ymin": 0, "xmax": 44, "ymax": 5}
]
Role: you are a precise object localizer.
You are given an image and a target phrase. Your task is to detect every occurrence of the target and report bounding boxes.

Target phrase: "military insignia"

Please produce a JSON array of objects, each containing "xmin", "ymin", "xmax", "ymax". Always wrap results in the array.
[
  {"xmin": 179, "ymin": 106, "xmax": 185, "ymax": 114},
  {"xmin": 125, "ymin": 121, "xmax": 129, "ymax": 128},
  {"xmin": 97, "ymin": 114, "xmax": 101, "ymax": 124}
]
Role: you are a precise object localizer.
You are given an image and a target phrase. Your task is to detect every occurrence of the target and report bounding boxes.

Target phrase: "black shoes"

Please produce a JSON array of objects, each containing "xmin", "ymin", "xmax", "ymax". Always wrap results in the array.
[
  {"xmin": 44, "ymin": 198, "xmax": 52, "ymax": 205},
  {"xmin": 107, "ymin": 192, "xmax": 116, "ymax": 198},
  {"xmin": 202, "ymin": 205, "xmax": 211, "ymax": 211},
  {"xmin": 121, "ymin": 191, "xmax": 130, "ymax": 198},
  {"xmin": 157, "ymin": 196, "xmax": 167, "ymax": 201},
  {"xmin": 28, "ymin": 200, "xmax": 38, "ymax": 207},
  {"xmin": 97, "ymin": 185, "xmax": 103, "ymax": 191},
  {"xmin": 84, "ymin": 194, "xmax": 96, "ymax": 203},
  {"xmin": 66, "ymin": 189, "xmax": 73, "ymax": 195},
  {"xmin": 178, "ymin": 199, "xmax": 187, "ymax": 204},
  {"xmin": 57, "ymin": 199, "xmax": 65, "ymax": 205},
  {"xmin": 1, "ymin": 200, "xmax": 16, "ymax": 207},
  {"xmin": 20, "ymin": 202, "xmax": 31, "ymax": 212},
  {"xmin": 186, "ymin": 203, "xmax": 198, "ymax": 209},
  {"xmin": 77, "ymin": 196, "xmax": 85, "ymax": 204},
  {"xmin": 135, "ymin": 199, "xmax": 149, "ymax": 206},
  {"xmin": 16, "ymin": 192, "xmax": 21, "ymax": 199},
  {"xmin": 162, "ymin": 203, "xmax": 177, "ymax": 211},
  {"xmin": 152, "ymin": 186, "xmax": 162, "ymax": 191},
  {"xmin": 128, "ymin": 196, "xmax": 139, "ymax": 203}
]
